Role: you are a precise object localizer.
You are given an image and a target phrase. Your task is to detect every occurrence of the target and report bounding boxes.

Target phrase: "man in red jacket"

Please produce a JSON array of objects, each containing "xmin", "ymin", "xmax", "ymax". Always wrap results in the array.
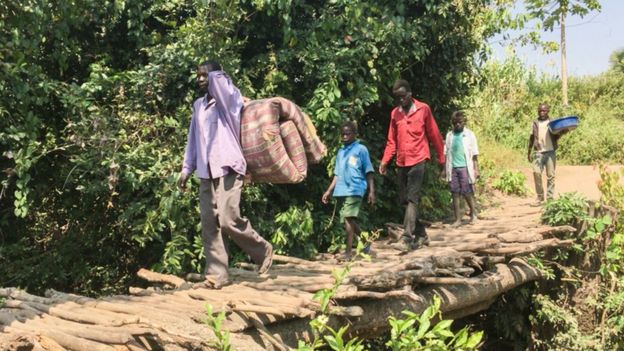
[{"xmin": 379, "ymin": 79, "xmax": 446, "ymax": 250}]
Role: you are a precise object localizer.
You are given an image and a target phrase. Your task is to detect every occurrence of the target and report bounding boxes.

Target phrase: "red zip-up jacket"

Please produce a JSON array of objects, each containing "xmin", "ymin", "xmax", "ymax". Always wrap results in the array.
[{"xmin": 381, "ymin": 98, "xmax": 445, "ymax": 167}]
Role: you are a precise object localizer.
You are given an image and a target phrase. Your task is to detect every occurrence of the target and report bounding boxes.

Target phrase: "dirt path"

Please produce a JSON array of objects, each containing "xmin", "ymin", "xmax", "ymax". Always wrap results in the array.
[{"xmin": 520, "ymin": 165, "xmax": 623, "ymax": 200}]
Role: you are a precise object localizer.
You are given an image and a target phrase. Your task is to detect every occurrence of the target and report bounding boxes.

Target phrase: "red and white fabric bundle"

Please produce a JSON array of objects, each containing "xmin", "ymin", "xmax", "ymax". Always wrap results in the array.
[{"xmin": 241, "ymin": 97, "xmax": 326, "ymax": 184}]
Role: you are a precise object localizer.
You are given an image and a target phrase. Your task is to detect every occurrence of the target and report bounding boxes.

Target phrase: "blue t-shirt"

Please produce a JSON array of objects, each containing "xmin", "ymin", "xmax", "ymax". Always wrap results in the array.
[{"xmin": 333, "ymin": 141, "xmax": 374, "ymax": 197}]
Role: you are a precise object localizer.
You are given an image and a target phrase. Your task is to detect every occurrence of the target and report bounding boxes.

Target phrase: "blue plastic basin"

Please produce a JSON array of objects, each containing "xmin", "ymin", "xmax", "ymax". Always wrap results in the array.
[{"xmin": 548, "ymin": 116, "xmax": 579, "ymax": 134}]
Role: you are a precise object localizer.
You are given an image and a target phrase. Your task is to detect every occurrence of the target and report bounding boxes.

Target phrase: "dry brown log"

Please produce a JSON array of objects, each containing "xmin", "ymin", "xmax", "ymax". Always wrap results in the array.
[
  {"xmin": 25, "ymin": 318, "xmax": 135, "ymax": 345},
  {"xmin": 228, "ymin": 303, "xmax": 286, "ymax": 318},
  {"xmin": 350, "ymin": 269, "xmax": 432, "ymax": 290},
  {"xmin": 477, "ymin": 238, "xmax": 574, "ymax": 255},
  {"xmin": 246, "ymin": 314, "xmax": 291, "ymax": 351},
  {"xmin": 128, "ymin": 287, "xmax": 153, "ymax": 296},
  {"xmin": 328, "ymin": 305, "xmax": 364, "ymax": 317},
  {"xmin": 259, "ymin": 258, "xmax": 542, "ymax": 347},
  {"xmin": 434, "ymin": 267, "xmax": 475, "ymax": 277},
  {"xmin": 273, "ymin": 254, "xmax": 311, "ymax": 266},
  {"xmin": 443, "ymin": 298, "xmax": 497, "ymax": 320},
  {"xmin": 537, "ymin": 225, "xmax": 577, "ymax": 236},
  {"xmin": 1, "ymin": 318, "xmax": 114, "ymax": 351},
  {"xmin": 0, "ymin": 288, "xmax": 53, "ymax": 305},
  {"xmin": 442, "ymin": 238, "xmax": 501, "ymax": 251},
  {"xmin": 45, "ymin": 289, "xmax": 95, "ymax": 304},
  {"xmin": 333, "ymin": 289, "xmax": 422, "ymax": 301},
  {"xmin": 414, "ymin": 276, "xmax": 500, "ymax": 285},
  {"xmin": 4, "ymin": 299, "xmax": 132, "ymax": 327},
  {"xmin": 136, "ymin": 268, "xmax": 186, "ymax": 288},
  {"xmin": 492, "ymin": 231, "xmax": 544, "ymax": 243}
]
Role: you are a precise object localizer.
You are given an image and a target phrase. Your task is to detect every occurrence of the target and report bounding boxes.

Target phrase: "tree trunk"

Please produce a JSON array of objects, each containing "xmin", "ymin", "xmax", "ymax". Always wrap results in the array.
[{"xmin": 561, "ymin": 8, "xmax": 568, "ymax": 106}]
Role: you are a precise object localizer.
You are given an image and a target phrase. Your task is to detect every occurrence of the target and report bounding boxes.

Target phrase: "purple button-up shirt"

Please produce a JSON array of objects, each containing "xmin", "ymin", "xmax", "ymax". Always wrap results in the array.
[{"xmin": 181, "ymin": 71, "xmax": 247, "ymax": 179}]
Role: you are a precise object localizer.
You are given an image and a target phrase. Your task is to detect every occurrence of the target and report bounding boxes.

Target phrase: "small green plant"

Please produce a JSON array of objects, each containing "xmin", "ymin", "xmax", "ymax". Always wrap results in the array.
[
  {"xmin": 541, "ymin": 192, "xmax": 588, "ymax": 227},
  {"xmin": 386, "ymin": 295, "xmax": 483, "ymax": 351},
  {"xmin": 492, "ymin": 170, "xmax": 527, "ymax": 196},
  {"xmin": 204, "ymin": 304, "xmax": 232, "ymax": 351},
  {"xmin": 272, "ymin": 203, "xmax": 317, "ymax": 258}
]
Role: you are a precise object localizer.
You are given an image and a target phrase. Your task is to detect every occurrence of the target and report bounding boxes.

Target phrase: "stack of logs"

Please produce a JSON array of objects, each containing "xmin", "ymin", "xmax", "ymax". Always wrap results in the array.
[{"xmin": 0, "ymin": 220, "xmax": 577, "ymax": 350}]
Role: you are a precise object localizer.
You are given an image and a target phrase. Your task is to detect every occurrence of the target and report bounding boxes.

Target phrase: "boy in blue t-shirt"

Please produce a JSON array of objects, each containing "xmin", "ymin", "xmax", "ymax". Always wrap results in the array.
[{"xmin": 322, "ymin": 121, "xmax": 376, "ymax": 260}]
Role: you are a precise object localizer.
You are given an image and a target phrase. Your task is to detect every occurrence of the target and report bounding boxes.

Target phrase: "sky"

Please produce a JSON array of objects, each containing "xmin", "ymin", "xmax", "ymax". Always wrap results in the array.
[{"xmin": 490, "ymin": 0, "xmax": 624, "ymax": 77}]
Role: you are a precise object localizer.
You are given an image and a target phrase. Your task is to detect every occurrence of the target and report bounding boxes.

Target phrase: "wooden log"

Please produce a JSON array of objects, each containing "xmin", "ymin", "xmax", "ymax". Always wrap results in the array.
[
  {"xmin": 45, "ymin": 289, "xmax": 95, "ymax": 304},
  {"xmin": 328, "ymin": 305, "xmax": 364, "ymax": 317},
  {"xmin": 0, "ymin": 318, "xmax": 114, "ymax": 351},
  {"xmin": 136, "ymin": 268, "xmax": 186, "ymax": 288},
  {"xmin": 350, "ymin": 269, "xmax": 431, "ymax": 290},
  {"xmin": 10, "ymin": 300, "xmax": 134, "ymax": 327},
  {"xmin": 333, "ymin": 289, "xmax": 422, "ymax": 301},
  {"xmin": 248, "ymin": 315, "xmax": 292, "ymax": 351},
  {"xmin": 434, "ymin": 267, "xmax": 475, "ymax": 277},
  {"xmin": 258, "ymin": 258, "xmax": 542, "ymax": 347},
  {"xmin": 0, "ymin": 288, "xmax": 53, "ymax": 305},
  {"xmin": 272, "ymin": 254, "xmax": 311, "ymax": 266},
  {"xmin": 443, "ymin": 238, "xmax": 501, "ymax": 251},
  {"xmin": 228, "ymin": 303, "xmax": 286, "ymax": 318},
  {"xmin": 128, "ymin": 287, "xmax": 153, "ymax": 296},
  {"xmin": 477, "ymin": 238, "xmax": 574, "ymax": 255},
  {"xmin": 537, "ymin": 225, "xmax": 577, "ymax": 236}
]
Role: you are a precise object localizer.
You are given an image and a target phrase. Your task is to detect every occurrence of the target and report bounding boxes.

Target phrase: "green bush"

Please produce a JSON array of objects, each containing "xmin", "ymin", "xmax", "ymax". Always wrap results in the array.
[
  {"xmin": 541, "ymin": 192, "xmax": 588, "ymax": 227},
  {"xmin": 492, "ymin": 170, "xmax": 527, "ymax": 196}
]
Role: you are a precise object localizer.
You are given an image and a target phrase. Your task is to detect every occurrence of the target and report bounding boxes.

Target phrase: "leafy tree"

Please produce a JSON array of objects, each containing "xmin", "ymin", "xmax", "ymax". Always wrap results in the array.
[
  {"xmin": 609, "ymin": 48, "xmax": 624, "ymax": 74},
  {"xmin": 1, "ymin": 0, "xmax": 513, "ymax": 295},
  {"xmin": 525, "ymin": 0, "xmax": 602, "ymax": 106}
]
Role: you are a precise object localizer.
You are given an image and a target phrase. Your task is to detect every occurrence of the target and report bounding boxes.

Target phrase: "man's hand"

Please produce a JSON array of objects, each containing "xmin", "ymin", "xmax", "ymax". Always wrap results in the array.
[
  {"xmin": 438, "ymin": 163, "xmax": 445, "ymax": 177},
  {"xmin": 177, "ymin": 172, "xmax": 190, "ymax": 192},
  {"xmin": 527, "ymin": 153, "xmax": 532, "ymax": 163},
  {"xmin": 441, "ymin": 169, "xmax": 447, "ymax": 180},
  {"xmin": 321, "ymin": 191, "xmax": 331, "ymax": 204},
  {"xmin": 379, "ymin": 163, "xmax": 387, "ymax": 175},
  {"xmin": 368, "ymin": 191, "xmax": 376, "ymax": 205}
]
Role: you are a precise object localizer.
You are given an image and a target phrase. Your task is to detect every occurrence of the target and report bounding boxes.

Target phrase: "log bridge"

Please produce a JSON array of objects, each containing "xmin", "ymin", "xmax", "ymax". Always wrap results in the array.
[{"xmin": 0, "ymin": 196, "xmax": 577, "ymax": 350}]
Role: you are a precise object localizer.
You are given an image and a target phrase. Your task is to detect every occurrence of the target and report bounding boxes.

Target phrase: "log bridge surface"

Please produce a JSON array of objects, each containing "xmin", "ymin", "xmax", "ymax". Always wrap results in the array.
[{"xmin": 0, "ymin": 195, "xmax": 577, "ymax": 351}]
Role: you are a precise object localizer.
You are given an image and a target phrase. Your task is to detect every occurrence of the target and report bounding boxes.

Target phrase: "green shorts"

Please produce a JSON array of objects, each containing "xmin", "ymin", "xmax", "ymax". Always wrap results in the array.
[{"xmin": 337, "ymin": 196, "xmax": 363, "ymax": 223}]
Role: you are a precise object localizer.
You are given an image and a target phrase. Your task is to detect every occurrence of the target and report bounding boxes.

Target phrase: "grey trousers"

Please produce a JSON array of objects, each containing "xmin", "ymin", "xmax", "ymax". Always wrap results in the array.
[
  {"xmin": 199, "ymin": 173, "xmax": 271, "ymax": 281},
  {"xmin": 532, "ymin": 150, "xmax": 556, "ymax": 201},
  {"xmin": 397, "ymin": 162, "xmax": 427, "ymax": 238}
]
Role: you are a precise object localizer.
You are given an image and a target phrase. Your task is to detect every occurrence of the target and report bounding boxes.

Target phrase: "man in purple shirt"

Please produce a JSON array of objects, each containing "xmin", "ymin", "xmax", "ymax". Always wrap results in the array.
[{"xmin": 178, "ymin": 60, "xmax": 273, "ymax": 288}]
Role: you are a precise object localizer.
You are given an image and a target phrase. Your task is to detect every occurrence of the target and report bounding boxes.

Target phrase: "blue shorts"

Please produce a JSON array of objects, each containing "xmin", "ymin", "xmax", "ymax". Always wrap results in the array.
[{"xmin": 449, "ymin": 167, "xmax": 474, "ymax": 194}]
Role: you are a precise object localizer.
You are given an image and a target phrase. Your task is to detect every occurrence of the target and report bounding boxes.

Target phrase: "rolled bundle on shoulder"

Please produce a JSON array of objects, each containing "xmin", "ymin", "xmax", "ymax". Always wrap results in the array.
[{"xmin": 241, "ymin": 97, "xmax": 326, "ymax": 184}]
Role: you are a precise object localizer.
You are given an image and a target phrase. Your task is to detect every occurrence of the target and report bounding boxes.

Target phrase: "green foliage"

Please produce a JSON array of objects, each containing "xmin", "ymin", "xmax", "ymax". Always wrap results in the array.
[
  {"xmin": 204, "ymin": 304, "xmax": 232, "ymax": 351},
  {"xmin": 610, "ymin": 48, "xmax": 624, "ymax": 74},
  {"xmin": 272, "ymin": 203, "xmax": 316, "ymax": 258},
  {"xmin": 541, "ymin": 192, "xmax": 588, "ymax": 227},
  {"xmin": 1, "ymin": 0, "xmax": 509, "ymax": 295},
  {"xmin": 492, "ymin": 170, "xmax": 527, "ymax": 196},
  {"xmin": 597, "ymin": 165, "xmax": 624, "ymax": 275},
  {"xmin": 463, "ymin": 58, "xmax": 624, "ymax": 166},
  {"xmin": 530, "ymin": 293, "xmax": 599, "ymax": 350},
  {"xmin": 526, "ymin": 0, "xmax": 602, "ymax": 33},
  {"xmin": 386, "ymin": 295, "xmax": 483, "ymax": 351}
]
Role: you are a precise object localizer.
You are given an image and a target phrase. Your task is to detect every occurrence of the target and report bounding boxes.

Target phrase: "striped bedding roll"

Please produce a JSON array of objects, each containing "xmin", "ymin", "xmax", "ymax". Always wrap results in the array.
[{"xmin": 241, "ymin": 97, "xmax": 326, "ymax": 183}]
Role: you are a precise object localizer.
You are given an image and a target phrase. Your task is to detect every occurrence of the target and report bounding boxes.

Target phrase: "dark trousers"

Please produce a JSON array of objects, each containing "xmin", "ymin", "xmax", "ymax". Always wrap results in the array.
[{"xmin": 397, "ymin": 162, "xmax": 427, "ymax": 238}]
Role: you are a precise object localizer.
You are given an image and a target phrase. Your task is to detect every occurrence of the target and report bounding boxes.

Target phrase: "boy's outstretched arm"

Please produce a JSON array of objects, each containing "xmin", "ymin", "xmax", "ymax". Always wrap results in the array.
[
  {"xmin": 322, "ymin": 176, "xmax": 338, "ymax": 204},
  {"xmin": 366, "ymin": 172, "xmax": 376, "ymax": 205}
]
